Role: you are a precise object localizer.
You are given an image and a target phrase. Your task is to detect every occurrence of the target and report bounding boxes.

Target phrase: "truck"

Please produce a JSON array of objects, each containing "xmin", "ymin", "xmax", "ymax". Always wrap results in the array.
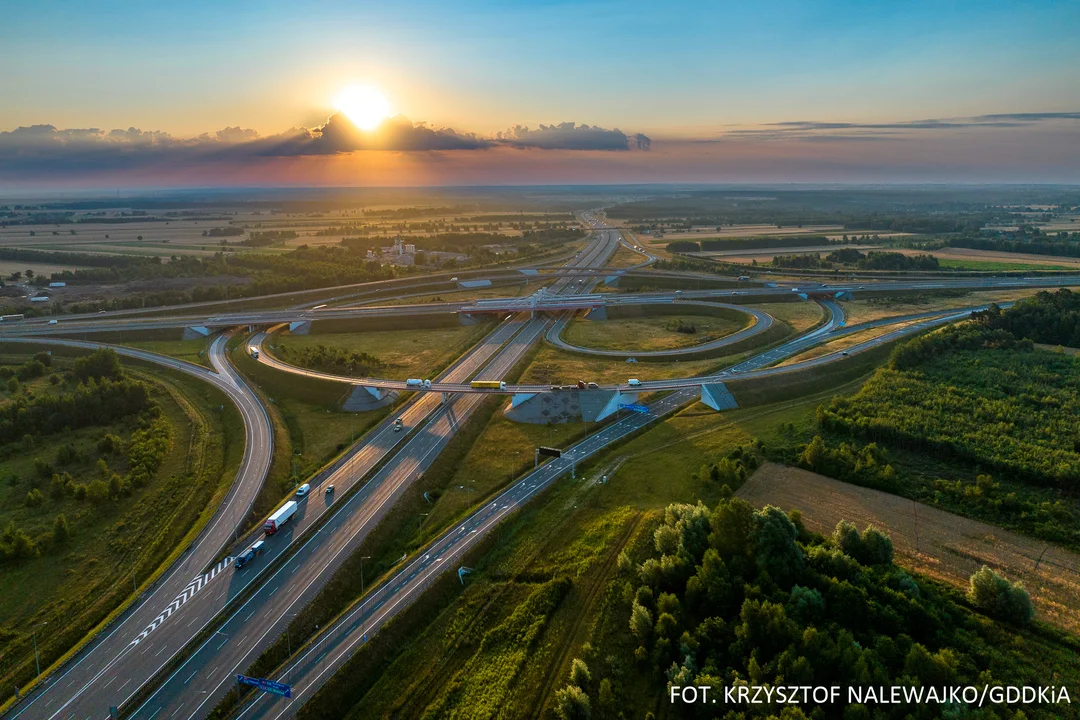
[
  {"xmin": 249, "ymin": 347, "xmax": 259, "ymax": 359},
  {"xmin": 0, "ymin": 314, "xmax": 25, "ymax": 322},
  {"xmin": 470, "ymin": 380, "xmax": 506, "ymax": 390},
  {"xmin": 234, "ymin": 540, "xmax": 265, "ymax": 569},
  {"xmin": 406, "ymin": 378, "xmax": 424, "ymax": 387},
  {"xmin": 264, "ymin": 500, "xmax": 297, "ymax": 535}
]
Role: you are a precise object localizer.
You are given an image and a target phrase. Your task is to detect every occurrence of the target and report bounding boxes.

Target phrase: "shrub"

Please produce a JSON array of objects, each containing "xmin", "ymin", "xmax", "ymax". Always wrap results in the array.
[
  {"xmin": 554, "ymin": 685, "xmax": 591, "ymax": 720},
  {"xmin": 0, "ymin": 522, "xmax": 38, "ymax": 563},
  {"xmin": 25, "ymin": 488, "xmax": 43, "ymax": 508},
  {"xmin": 967, "ymin": 566, "xmax": 1034, "ymax": 625},
  {"xmin": 53, "ymin": 514, "xmax": 70, "ymax": 545},
  {"xmin": 86, "ymin": 479, "xmax": 110, "ymax": 504},
  {"xmin": 569, "ymin": 658, "xmax": 591, "ymax": 688}
]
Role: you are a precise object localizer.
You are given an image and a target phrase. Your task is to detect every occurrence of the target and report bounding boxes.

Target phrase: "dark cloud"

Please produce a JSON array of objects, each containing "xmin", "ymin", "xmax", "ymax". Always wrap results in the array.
[
  {"xmin": 254, "ymin": 113, "xmax": 493, "ymax": 155},
  {"xmin": 495, "ymin": 122, "xmax": 648, "ymax": 151},
  {"xmin": 0, "ymin": 115, "xmax": 648, "ymax": 177}
]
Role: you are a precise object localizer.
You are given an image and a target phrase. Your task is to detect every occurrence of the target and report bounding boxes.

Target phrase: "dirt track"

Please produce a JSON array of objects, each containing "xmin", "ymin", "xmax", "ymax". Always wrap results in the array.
[{"xmin": 738, "ymin": 463, "xmax": 1080, "ymax": 633}]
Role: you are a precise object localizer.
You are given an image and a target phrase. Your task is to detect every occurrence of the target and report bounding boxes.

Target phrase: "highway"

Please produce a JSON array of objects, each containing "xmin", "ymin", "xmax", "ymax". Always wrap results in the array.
[
  {"xmin": 229, "ymin": 290, "xmax": 1014, "ymax": 720},
  {"xmin": 3, "ymin": 269, "xmax": 1076, "ymax": 338},
  {"xmin": 0, "ymin": 224, "xmax": 604, "ymax": 719},
  {"xmin": 119, "ymin": 226, "xmax": 621, "ymax": 718},
  {"xmin": 2, "ymin": 336, "xmax": 273, "ymax": 720},
  {"xmin": 0, "ymin": 214, "xmax": 1058, "ymax": 720}
]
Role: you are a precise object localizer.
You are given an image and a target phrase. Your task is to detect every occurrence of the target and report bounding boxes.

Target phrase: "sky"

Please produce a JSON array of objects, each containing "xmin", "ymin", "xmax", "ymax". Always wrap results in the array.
[{"xmin": 2, "ymin": 0, "xmax": 1079, "ymax": 189}]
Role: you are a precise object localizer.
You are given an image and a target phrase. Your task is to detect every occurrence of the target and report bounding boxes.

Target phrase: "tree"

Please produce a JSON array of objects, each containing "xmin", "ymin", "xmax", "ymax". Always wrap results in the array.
[
  {"xmin": 597, "ymin": 678, "xmax": 614, "ymax": 713},
  {"xmin": 87, "ymin": 479, "xmax": 110, "ymax": 504},
  {"xmin": 25, "ymin": 268, "xmax": 34, "ymax": 279},
  {"xmin": 753, "ymin": 506, "xmax": 804, "ymax": 584},
  {"xmin": 53, "ymin": 513, "xmax": 70, "ymax": 545},
  {"xmin": 708, "ymin": 497, "xmax": 755, "ymax": 561},
  {"xmin": 25, "ymin": 488, "xmax": 43, "ymax": 507},
  {"xmin": 74, "ymin": 348, "xmax": 122, "ymax": 383},
  {"xmin": 554, "ymin": 685, "xmax": 591, "ymax": 720},
  {"xmin": 799, "ymin": 435, "xmax": 827, "ymax": 472},
  {"xmin": 570, "ymin": 658, "xmax": 591, "ymax": 689},
  {"xmin": 630, "ymin": 601, "xmax": 653, "ymax": 642},
  {"xmin": 967, "ymin": 566, "xmax": 1034, "ymax": 625}
]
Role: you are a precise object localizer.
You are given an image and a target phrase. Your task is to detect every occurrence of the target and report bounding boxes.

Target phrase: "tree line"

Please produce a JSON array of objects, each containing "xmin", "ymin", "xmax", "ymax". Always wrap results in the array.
[{"xmin": 554, "ymin": 495, "xmax": 1060, "ymax": 720}]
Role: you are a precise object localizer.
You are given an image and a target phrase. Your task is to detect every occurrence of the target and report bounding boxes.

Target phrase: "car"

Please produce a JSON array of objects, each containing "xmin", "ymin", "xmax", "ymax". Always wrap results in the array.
[
  {"xmin": 48, "ymin": 319, "xmax": 58, "ymax": 325},
  {"xmin": 295, "ymin": 483, "xmax": 311, "ymax": 498},
  {"xmin": 587, "ymin": 382, "xmax": 599, "ymax": 389},
  {"xmin": 627, "ymin": 378, "xmax": 641, "ymax": 387},
  {"xmin": 450, "ymin": 276, "xmax": 458, "ymax": 281},
  {"xmin": 98, "ymin": 310, "xmax": 107, "ymax": 314},
  {"xmin": 840, "ymin": 351, "xmax": 850, "ymax": 357},
  {"xmin": 325, "ymin": 485, "xmax": 335, "ymax": 494}
]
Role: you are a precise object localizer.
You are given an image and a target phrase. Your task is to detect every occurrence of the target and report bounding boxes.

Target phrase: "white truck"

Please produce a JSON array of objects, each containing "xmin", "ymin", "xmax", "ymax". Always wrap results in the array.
[
  {"xmin": 249, "ymin": 346, "xmax": 259, "ymax": 359},
  {"xmin": 264, "ymin": 500, "xmax": 297, "ymax": 535}
]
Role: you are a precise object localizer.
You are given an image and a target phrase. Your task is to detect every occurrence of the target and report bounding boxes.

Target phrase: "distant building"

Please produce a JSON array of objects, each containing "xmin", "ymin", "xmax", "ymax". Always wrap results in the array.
[{"xmin": 404, "ymin": 243, "xmax": 416, "ymax": 254}]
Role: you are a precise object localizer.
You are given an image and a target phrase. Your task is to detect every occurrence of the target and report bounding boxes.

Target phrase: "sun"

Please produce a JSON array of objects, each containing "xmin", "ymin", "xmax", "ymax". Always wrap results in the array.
[{"xmin": 335, "ymin": 85, "xmax": 391, "ymax": 131}]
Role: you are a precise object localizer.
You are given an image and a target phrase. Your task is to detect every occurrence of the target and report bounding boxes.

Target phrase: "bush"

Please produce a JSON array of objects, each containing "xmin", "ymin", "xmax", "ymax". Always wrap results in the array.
[
  {"xmin": 832, "ymin": 521, "xmax": 894, "ymax": 566},
  {"xmin": 86, "ymin": 479, "xmax": 110, "ymax": 504},
  {"xmin": 967, "ymin": 566, "xmax": 1034, "ymax": 625},
  {"xmin": 554, "ymin": 685, "xmax": 591, "ymax": 720},
  {"xmin": 25, "ymin": 488, "xmax": 43, "ymax": 508},
  {"xmin": 53, "ymin": 513, "xmax": 70, "ymax": 545},
  {"xmin": 569, "ymin": 658, "xmax": 591, "ymax": 688},
  {"xmin": 0, "ymin": 522, "xmax": 38, "ymax": 563},
  {"xmin": 73, "ymin": 348, "xmax": 122, "ymax": 383}
]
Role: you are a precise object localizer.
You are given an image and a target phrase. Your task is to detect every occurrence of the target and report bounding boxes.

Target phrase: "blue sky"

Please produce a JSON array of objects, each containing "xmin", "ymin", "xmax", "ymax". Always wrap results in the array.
[
  {"xmin": 5, "ymin": 0, "xmax": 1078, "ymax": 134},
  {"xmin": 2, "ymin": 0, "xmax": 1079, "ymax": 186}
]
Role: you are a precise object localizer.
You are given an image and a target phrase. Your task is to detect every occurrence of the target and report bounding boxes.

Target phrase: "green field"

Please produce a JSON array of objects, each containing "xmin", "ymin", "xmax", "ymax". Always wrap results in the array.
[
  {"xmin": 120, "ymin": 338, "xmax": 213, "ymax": 367},
  {"xmin": 268, "ymin": 323, "xmax": 492, "ymax": 380},
  {"xmin": 563, "ymin": 313, "xmax": 743, "ymax": 352},
  {"xmin": 937, "ymin": 258, "xmax": 1078, "ymax": 271},
  {"xmin": 0, "ymin": 349, "xmax": 242, "ymax": 694},
  {"xmin": 748, "ymin": 300, "xmax": 824, "ymax": 332}
]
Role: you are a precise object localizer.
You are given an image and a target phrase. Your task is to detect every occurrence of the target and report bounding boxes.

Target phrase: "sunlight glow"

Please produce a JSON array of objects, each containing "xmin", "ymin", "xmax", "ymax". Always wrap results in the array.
[{"xmin": 335, "ymin": 85, "xmax": 391, "ymax": 131}]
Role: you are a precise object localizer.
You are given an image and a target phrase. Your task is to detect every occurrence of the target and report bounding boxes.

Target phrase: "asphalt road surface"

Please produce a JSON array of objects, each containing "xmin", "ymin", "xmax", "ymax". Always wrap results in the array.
[
  {"xmin": 230, "ymin": 294, "xmax": 1008, "ymax": 719},
  {"xmin": 2, "ymin": 335, "xmax": 273, "ymax": 720},
  {"xmin": 121, "ymin": 227, "xmax": 621, "ymax": 719}
]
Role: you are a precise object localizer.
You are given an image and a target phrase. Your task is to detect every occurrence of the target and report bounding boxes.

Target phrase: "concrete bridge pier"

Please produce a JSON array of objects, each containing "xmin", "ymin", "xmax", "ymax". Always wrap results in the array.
[
  {"xmin": 700, "ymin": 383, "xmax": 738, "ymax": 411},
  {"xmin": 183, "ymin": 325, "xmax": 211, "ymax": 340},
  {"xmin": 342, "ymin": 385, "xmax": 397, "ymax": 412}
]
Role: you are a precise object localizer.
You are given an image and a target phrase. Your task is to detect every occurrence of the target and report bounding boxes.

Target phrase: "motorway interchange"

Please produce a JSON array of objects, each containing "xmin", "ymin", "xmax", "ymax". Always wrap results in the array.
[{"xmin": 3, "ymin": 217, "xmax": 1079, "ymax": 720}]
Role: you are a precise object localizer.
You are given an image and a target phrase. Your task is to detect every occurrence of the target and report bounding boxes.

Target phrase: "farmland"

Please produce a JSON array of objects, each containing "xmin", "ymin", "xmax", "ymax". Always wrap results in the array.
[{"xmin": 738, "ymin": 462, "xmax": 1080, "ymax": 633}]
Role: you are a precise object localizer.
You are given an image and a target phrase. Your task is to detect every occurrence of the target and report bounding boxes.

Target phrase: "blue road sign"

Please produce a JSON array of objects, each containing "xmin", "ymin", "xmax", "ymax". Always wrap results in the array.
[
  {"xmin": 237, "ymin": 674, "xmax": 292, "ymax": 699},
  {"xmin": 618, "ymin": 403, "xmax": 649, "ymax": 414}
]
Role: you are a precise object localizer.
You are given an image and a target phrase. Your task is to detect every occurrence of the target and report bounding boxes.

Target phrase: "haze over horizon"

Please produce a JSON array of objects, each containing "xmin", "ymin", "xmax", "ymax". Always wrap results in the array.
[{"xmin": 4, "ymin": 0, "xmax": 1079, "ymax": 189}]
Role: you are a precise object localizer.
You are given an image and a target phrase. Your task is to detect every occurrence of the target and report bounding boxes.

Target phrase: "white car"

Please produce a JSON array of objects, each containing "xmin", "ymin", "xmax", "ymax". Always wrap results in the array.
[{"xmin": 295, "ymin": 483, "xmax": 311, "ymax": 498}]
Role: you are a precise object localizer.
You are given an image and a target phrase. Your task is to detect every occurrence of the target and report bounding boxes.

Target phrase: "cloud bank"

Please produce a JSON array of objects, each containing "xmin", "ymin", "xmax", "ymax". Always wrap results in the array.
[
  {"xmin": 689, "ymin": 111, "xmax": 1080, "ymax": 143},
  {"xmin": 0, "ymin": 114, "xmax": 650, "ymax": 176}
]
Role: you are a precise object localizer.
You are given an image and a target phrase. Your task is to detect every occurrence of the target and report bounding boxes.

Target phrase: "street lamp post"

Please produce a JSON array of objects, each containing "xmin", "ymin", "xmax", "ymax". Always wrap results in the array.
[
  {"xmin": 130, "ymin": 546, "xmax": 142, "ymax": 594},
  {"xmin": 31, "ymin": 622, "xmax": 47, "ymax": 678}
]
